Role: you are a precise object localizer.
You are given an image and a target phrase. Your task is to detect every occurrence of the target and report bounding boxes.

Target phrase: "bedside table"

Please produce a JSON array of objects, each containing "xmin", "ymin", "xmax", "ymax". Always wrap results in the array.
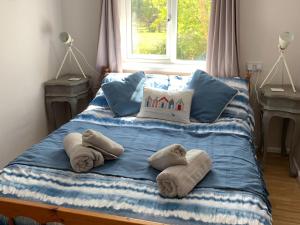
[
  {"xmin": 45, "ymin": 74, "xmax": 91, "ymax": 132},
  {"xmin": 260, "ymin": 85, "xmax": 300, "ymax": 177}
]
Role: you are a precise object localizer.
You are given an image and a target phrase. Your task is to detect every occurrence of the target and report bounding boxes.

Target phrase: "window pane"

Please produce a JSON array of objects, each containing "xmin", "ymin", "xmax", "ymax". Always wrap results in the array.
[
  {"xmin": 177, "ymin": 0, "xmax": 211, "ymax": 60},
  {"xmin": 131, "ymin": 0, "xmax": 167, "ymax": 55}
]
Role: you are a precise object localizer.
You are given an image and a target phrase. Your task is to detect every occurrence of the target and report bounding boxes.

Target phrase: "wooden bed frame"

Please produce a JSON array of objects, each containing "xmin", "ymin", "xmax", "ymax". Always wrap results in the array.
[
  {"xmin": 0, "ymin": 72, "xmax": 252, "ymax": 225},
  {"xmin": 0, "ymin": 197, "xmax": 164, "ymax": 225}
]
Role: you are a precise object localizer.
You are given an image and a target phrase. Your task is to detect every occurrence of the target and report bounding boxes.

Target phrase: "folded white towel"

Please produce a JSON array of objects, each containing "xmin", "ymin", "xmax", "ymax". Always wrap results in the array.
[
  {"xmin": 156, "ymin": 149, "xmax": 212, "ymax": 198},
  {"xmin": 148, "ymin": 144, "xmax": 187, "ymax": 171},
  {"xmin": 82, "ymin": 129, "xmax": 124, "ymax": 160},
  {"xmin": 64, "ymin": 133, "xmax": 104, "ymax": 172}
]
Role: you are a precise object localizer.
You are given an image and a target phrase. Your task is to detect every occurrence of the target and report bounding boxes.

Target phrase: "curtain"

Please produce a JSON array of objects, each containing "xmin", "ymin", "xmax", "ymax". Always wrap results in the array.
[
  {"xmin": 207, "ymin": 0, "xmax": 239, "ymax": 77},
  {"xmin": 96, "ymin": 0, "xmax": 122, "ymax": 74}
]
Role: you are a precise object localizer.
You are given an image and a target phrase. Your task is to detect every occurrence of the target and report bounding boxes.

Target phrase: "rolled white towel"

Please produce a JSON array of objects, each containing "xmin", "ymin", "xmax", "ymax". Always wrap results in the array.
[
  {"xmin": 156, "ymin": 149, "xmax": 212, "ymax": 198},
  {"xmin": 64, "ymin": 133, "xmax": 104, "ymax": 172},
  {"xmin": 82, "ymin": 129, "xmax": 124, "ymax": 160},
  {"xmin": 148, "ymin": 144, "xmax": 187, "ymax": 171}
]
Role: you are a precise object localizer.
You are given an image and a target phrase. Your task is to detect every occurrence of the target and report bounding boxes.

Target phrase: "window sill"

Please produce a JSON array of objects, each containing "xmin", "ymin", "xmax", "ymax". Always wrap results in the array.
[{"xmin": 122, "ymin": 61, "xmax": 206, "ymax": 75}]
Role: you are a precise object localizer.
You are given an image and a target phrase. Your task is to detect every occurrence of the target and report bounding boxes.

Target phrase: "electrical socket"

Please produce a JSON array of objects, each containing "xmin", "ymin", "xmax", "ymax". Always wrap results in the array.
[{"xmin": 246, "ymin": 61, "xmax": 263, "ymax": 73}]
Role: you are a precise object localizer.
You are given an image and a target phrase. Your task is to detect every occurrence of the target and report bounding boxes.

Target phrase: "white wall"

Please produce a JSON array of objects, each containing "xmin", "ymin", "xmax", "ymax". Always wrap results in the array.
[
  {"xmin": 240, "ymin": 0, "xmax": 300, "ymax": 85},
  {"xmin": 61, "ymin": 0, "xmax": 101, "ymax": 88},
  {"xmin": 240, "ymin": 0, "xmax": 300, "ymax": 150},
  {"xmin": 0, "ymin": 0, "xmax": 64, "ymax": 167}
]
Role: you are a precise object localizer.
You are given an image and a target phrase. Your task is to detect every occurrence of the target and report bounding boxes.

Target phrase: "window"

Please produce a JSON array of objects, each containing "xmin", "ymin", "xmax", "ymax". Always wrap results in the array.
[{"xmin": 122, "ymin": 0, "xmax": 211, "ymax": 64}]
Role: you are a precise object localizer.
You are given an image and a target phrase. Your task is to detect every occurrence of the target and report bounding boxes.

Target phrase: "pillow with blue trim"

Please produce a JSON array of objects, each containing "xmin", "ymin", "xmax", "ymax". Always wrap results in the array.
[
  {"xmin": 189, "ymin": 70, "xmax": 238, "ymax": 123},
  {"xmin": 102, "ymin": 71, "xmax": 146, "ymax": 117}
]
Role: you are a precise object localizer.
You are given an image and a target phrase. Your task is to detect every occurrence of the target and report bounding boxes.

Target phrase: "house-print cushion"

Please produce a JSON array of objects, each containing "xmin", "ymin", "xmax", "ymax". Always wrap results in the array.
[{"xmin": 137, "ymin": 87, "xmax": 193, "ymax": 123}]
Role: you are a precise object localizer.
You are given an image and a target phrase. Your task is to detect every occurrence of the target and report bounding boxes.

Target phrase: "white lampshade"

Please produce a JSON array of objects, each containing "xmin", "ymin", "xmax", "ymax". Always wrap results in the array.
[
  {"xmin": 59, "ymin": 32, "xmax": 73, "ymax": 45},
  {"xmin": 279, "ymin": 32, "xmax": 294, "ymax": 50}
]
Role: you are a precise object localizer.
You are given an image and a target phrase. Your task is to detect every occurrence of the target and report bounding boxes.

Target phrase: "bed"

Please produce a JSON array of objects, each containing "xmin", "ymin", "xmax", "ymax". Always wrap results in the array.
[{"xmin": 0, "ymin": 74, "xmax": 271, "ymax": 225}]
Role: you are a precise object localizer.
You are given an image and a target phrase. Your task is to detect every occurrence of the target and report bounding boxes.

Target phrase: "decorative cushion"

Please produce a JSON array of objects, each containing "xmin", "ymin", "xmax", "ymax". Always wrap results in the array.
[
  {"xmin": 144, "ymin": 74, "xmax": 169, "ymax": 90},
  {"xmin": 188, "ymin": 70, "xmax": 238, "ymax": 123},
  {"xmin": 91, "ymin": 73, "xmax": 169, "ymax": 108},
  {"xmin": 137, "ymin": 87, "xmax": 193, "ymax": 123},
  {"xmin": 168, "ymin": 75, "xmax": 192, "ymax": 91},
  {"xmin": 102, "ymin": 73, "xmax": 169, "ymax": 90},
  {"xmin": 101, "ymin": 71, "xmax": 146, "ymax": 117}
]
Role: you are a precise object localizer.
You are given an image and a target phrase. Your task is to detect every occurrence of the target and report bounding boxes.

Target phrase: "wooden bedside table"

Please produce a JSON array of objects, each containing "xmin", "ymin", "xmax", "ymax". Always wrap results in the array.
[
  {"xmin": 260, "ymin": 85, "xmax": 300, "ymax": 177},
  {"xmin": 44, "ymin": 74, "xmax": 91, "ymax": 132}
]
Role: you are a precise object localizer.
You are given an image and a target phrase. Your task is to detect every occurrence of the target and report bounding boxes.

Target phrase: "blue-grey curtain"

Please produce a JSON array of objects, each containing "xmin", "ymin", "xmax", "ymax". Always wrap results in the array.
[{"xmin": 207, "ymin": 0, "xmax": 239, "ymax": 77}]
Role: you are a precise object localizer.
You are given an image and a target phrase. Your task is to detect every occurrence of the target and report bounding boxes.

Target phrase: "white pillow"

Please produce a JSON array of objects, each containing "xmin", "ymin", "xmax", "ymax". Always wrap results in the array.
[{"xmin": 137, "ymin": 87, "xmax": 193, "ymax": 123}]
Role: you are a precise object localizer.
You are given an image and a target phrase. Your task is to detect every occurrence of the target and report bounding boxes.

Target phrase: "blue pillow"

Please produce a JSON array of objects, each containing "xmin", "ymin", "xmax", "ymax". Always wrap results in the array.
[
  {"xmin": 103, "ymin": 73, "xmax": 169, "ymax": 90},
  {"xmin": 189, "ymin": 70, "xmax": 238, "ymax": 123},
  {"xmin": 101, "ymin": 71, "xmax": 146, "ymax": 117}
]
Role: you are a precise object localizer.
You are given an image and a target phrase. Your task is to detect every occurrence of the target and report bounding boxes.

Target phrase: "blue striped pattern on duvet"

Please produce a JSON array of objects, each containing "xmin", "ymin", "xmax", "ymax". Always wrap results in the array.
[
  {"xmin": 0, "ymin": 76, "xmax": 271, "ymax": 224},
  {"xmin": 0, "ymin": 164, "xmax": 271, "ymax": 225}
]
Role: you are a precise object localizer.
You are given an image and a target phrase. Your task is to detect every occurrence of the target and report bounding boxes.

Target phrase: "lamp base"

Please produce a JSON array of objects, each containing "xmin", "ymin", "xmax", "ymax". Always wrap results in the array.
[
  {"xmin": 56, "ymin": 46, "xmax": 87, "ymax": 80},
  {"xmin": 259, "ymin": 50, "xmax": 296, "ymax": 93}
]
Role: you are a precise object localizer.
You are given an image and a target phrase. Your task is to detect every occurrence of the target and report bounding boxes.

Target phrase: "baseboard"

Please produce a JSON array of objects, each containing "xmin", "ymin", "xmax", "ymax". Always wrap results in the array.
[
  {"xmin": 267, "ymin": 147, "xmax": 291, "ymax": 153},
  {"xmin": 267, "ymin": 147, "xmax": 281, "ymax": 153}
]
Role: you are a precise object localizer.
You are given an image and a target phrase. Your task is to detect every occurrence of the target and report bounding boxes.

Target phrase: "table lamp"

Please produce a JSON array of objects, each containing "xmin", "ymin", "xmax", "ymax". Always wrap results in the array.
[
  {"xmin": 55, "ymin": 32, "xmax": 87, "ymax": 80},
  {"xmin": 260, "ymin": 32, "xmax": 296, "ymax": 93}
]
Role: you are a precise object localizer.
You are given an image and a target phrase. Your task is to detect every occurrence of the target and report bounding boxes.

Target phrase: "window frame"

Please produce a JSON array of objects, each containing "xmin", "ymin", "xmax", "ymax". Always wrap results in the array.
[{"xmin": 121, "ymin": 0, "xmax": 206, "ymax": 67}]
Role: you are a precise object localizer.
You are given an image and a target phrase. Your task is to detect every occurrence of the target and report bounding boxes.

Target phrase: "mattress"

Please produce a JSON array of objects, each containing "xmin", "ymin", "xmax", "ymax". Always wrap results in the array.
[{"xmin": 0, "ymin": 75, "xmax": 271, "ymax": 225}]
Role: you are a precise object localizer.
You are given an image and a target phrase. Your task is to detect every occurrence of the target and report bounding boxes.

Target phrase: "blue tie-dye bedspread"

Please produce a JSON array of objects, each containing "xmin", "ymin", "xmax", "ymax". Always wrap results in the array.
[{"xmin": 0, "ymin": 76, "xmax": 271, "ymax": 225}]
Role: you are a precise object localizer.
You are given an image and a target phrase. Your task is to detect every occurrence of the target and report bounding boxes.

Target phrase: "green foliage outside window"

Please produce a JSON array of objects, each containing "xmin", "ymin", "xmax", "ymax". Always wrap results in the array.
[
  {"xmin": 131, "ymin": 0, "xmax": 167, "ymax": 55},
  {"xmin": 131, "ymin": 0, "xmax": 210, "ymax": 60}
]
